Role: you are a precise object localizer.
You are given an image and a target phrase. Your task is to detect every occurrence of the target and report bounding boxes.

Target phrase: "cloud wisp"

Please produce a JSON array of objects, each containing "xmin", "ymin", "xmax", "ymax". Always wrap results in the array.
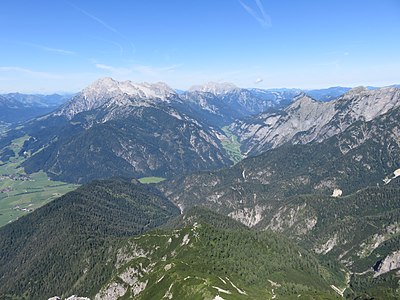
[
  {"xmin": 68, "ymin": 2, "xmax": 119, "ymax": 36},
  {"xmin": 22, "ymin": 42, "xmax": 75, "ymax": 55},
  {"xmin": 67, "ymin": 1, "xmax": 136, "ymax": 55},
  {"xmin": 94, "ymin": 62, "xmax": 182, "ymax": 78},
  {"xmin": 0, "ymin": 66, "xmax": 61, "ymax": 79},
  {"xmin": 94, "ymin": 63, "xmax": 132, "ymax": 76},
  {"xmin": 239, "ymin": 0, "xmax": 272, "ymax": 28}
]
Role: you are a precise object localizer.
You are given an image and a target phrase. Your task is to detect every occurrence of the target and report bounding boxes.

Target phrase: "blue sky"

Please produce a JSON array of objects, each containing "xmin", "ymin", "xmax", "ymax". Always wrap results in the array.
[{"xmin": 0, "ymin": 0, "xmax": 399, "ymax": 93}]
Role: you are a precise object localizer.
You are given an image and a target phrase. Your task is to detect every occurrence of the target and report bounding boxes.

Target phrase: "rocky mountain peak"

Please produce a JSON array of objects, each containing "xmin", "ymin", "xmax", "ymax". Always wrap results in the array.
[
  {"xmin": 87, "ymin": 77, "xmax": 118, "ymax": 89},
  {"xmin": 189, "ymin": 82, "xmax": 238, "ymax": 95},
  {"xmin": 336, "ymin": 85, "xmax": 400, "ymax": 122},
  {"xmin": 345, "ymin": 86, "xmax": 369, "ymax": 95},
  {"xmin": 340, "ymin": 86, "xmax": 400, "ymax": 101},
  {"xmin": 287, "ymin": 93, "xmax": 317, "ymax": 108},
  {"xmin": 56, "ymin": 78, "xmax": 177, "ymax": 119},
  {"xmin": 230, "ymin": 86, "xmax": 400, "ymax": 155},
  {"xmin": 82, "ymin": 77, "xmax": 176, "ymax": 101}
]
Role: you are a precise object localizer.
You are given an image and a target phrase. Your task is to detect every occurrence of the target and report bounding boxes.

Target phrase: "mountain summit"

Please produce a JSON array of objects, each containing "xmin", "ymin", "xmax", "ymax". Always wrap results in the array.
[
  {"xmin": 56, "ymin": 78, "xmax": 177, "ymax": 119},
  {"xmin": 189, "ymin": 82, "xmax": 238, "ymax": 95}
]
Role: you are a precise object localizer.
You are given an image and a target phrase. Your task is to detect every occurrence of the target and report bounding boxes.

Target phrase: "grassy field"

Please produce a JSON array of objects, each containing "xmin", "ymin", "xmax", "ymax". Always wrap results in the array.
[
  {"xmin": 0, "ymin": 135, "xmax": 78, "ymax": 227},
  {"xmin": 221, "ymin": 126, "xmax": 243, "ymax": 164},
  {"xmin": 138, "ymin": 176, "xmax": 166, "ymax": 184}
]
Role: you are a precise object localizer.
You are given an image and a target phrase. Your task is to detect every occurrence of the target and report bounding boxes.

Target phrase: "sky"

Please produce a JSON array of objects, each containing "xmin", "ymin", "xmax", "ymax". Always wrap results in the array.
[{"xmin": 0, "ymin": 0, "xmax": 399, "ymax": 93}]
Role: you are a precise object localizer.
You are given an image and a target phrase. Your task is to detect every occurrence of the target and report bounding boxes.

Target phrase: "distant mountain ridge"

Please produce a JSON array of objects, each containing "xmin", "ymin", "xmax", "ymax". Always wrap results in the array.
[
  {"xmin": 183, "ymin": 82, "xmax": 302, "ymax": 126},
  {"xmin": 230, "ymin": 86, "xmax": 400, "ymax": 156},
  {"xmin": 305, "ymin": 86, "xmax": 352, "ymax": 102},
  {"xmin": 0, "ymin": 93, "xmax": 71, "ymax": 124}
]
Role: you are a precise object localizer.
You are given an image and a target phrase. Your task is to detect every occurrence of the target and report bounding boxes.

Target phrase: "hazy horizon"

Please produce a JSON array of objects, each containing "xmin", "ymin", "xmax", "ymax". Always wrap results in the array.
[{"xmin": 0, "ymin": 78, "xmax": 399, "ymax": 95}]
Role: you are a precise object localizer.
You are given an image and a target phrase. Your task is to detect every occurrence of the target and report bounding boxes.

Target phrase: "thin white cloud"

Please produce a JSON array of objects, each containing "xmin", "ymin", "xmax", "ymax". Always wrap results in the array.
[
  {"xmin": 68, "ymin": 1, "xmax": 136, "ymax": 55},
  {"xmin": 68, "ymin": 2, "xmax": 119, "ymax": 35},
  {"xmin": 255, "ymin": 77, "xmax": 263, "ymax": 84},
  {"xmin": 94, "ymin": 63, "xmax": 132, "ymax": 75},
  {"xmin": 94, "ymin": 63, "xmax": 181, "ymax": 78},
  {"xmin": 0, "ymin": 66, "xmax": 61, "ymax": 79},
  {"xmin": 94, "ymin": 63, "xmax": 117, "ymax": 72},
  {"xmin": 38, "ymin": 46, "xmax": 75, "ymax": 55},
  {"xmin": 19, "ymin": 42, "xmax": 75, "ymax": 55},
  {"xmin": 239, "ymin": 0, "xmax": 272, "ymax": 28}
]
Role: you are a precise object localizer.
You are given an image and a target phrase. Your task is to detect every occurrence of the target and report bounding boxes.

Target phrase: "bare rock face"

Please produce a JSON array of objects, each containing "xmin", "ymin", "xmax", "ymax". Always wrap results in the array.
[
  {"xmin": 56, "ymin": 77, "xmax": 177, "ymax": 120},
  {"xmin": 315, "ymin": 234, "xmax": 338, "ymax": 255},
  {"xmin": 189, "ymin": 82, "xmax": 238, "ymax": 95},
  {"xmin": 231, "ymin": 87, "xmax": 400, "ymax": 155},
  {"xmin": 374, "ymin": 250, "xmax": 400, "ymax": 277},
  {"xmin": 95, "ymin": 282, "xmax": 127, "ymax": 300},
  {"xmin": 48, "ymin": 296, "xmax": 90, "ymax": 300},
  {"xmin": 331, "ymin": 189, "xmax": 342, "ymax": 197}
]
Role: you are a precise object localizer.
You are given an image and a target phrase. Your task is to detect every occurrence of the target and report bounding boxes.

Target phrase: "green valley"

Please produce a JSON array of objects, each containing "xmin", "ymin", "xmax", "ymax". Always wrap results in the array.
[
  {"xmin": 0, "ymin": 135, "xmax": 78, "ymax": 227},
  {"xmin": 221, "ymin": 126, "xmax": 243, "ymax": 164}
]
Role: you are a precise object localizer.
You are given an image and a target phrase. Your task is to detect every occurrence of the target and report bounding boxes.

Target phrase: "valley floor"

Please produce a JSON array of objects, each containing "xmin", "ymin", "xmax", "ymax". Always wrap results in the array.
[{"xmin": 0, "ymin": 135, "xmax": 78, "ymax": 227}]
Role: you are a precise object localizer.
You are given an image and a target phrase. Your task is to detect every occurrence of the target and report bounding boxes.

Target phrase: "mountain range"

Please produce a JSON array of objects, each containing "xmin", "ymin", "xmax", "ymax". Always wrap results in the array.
[
  {"xmin": 0, "ymin": 78, "xmax": 317, "ymax": 183},
  {"xmin": 3, "ymin": 78, "xmax": 234, "ymax": 183},
  {"xmin": 0, "ymin": 78, "xmax": 399, "ymax": 299},
  {"xmin": 304, "ymin": 87, "xmax": 352, "ymax": 102},
  {"xmin": 0, "ymin": 93, "xmax": 71, "ymax": 124},
  {"xmin": 2, "ymin": 78, "xmax": 386, "ymax": 183},
  {"xmin": 230, "ymin": 86, "xmax": 400, "ymax": 156}
]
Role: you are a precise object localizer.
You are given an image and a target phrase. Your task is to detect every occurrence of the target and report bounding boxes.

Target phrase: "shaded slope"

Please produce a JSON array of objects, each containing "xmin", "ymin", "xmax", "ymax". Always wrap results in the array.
[
  {"xmin": 20, "ymin": 105, "xmax": 231, "ymax": 183},
  {"xmin": 0, "ymin": 178, "xmax": 179, "ymax": 299}
]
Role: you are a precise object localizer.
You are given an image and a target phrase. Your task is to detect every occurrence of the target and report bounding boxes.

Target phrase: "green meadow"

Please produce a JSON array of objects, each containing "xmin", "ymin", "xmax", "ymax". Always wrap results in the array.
[
  {"xmin": 221, "ymin": 126, "xmax": 243, "ymax": 164},
  {"xmin": 0, "ymin": 135, "xmax": 78, "ymax": 227},
  {"xmin": 138, "ymin": 176, "xmax": 166, "ymax": 184}
]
